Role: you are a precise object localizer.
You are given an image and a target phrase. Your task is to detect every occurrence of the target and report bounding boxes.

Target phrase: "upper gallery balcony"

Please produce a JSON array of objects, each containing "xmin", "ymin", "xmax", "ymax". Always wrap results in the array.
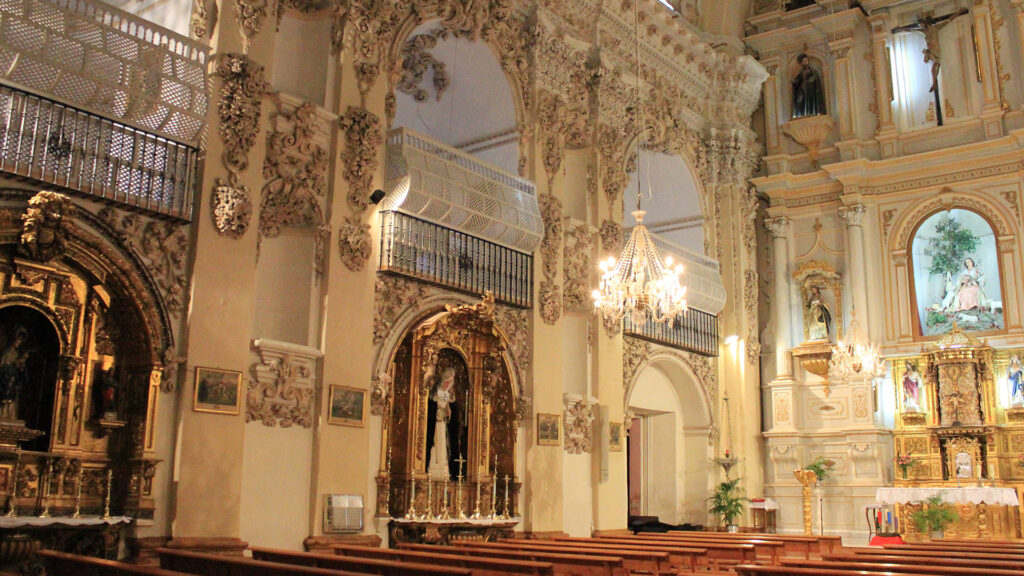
[{"xmin": 0, "ymin": 0, "xmax": 208, "ymax": 220}]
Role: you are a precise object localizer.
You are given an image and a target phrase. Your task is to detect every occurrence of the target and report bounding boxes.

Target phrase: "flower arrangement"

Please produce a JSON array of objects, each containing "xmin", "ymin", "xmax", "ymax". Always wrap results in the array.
[
  {"xmin": 895, "ymin": 452, "xmax": 920, "ymax": 479},
  {"xmin": 803, "ymin": 456, "xmax": 835, "ymax": 482}
]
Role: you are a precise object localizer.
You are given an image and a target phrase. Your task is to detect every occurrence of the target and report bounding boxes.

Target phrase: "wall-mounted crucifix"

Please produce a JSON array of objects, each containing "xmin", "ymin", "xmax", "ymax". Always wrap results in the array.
[{"xmin": 892, "ymin": 8, "xmax": 969, "ymax": 126}]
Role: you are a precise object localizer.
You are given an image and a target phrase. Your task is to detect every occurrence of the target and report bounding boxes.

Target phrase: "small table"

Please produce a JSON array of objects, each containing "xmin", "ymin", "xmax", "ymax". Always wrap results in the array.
[{"xmin": 749, "ymin": 500, "xmax": 778, "ymax": 534}]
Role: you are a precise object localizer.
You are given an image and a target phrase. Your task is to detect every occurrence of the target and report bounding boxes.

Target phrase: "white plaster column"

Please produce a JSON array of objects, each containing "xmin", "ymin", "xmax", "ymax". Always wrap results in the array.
[
  {"xmin": 868, "ymin": 15, "xmax": 895, "ymax": 137},
  {"xmin": 971, "ymin": 2, "xmax": 1006, "ymax": 138},
  {"xmin": 762, "ymin": 61, "xmax": 783, "ymax": 154},
  {"xmin": 839, "ymin": 204, "xmax": 869, "ymax": 334},
  {"xmin": 828, "ymin": 37, "xmax": 857, "ymax": 141},
  {"xmin": 766, "ymin": 216, "xmax": 793, "ymax": 379}
]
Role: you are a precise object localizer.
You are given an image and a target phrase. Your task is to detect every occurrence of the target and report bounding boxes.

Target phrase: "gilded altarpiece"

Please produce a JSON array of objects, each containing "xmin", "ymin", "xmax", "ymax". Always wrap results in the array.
[
  {"xmin": 891, "ymin": 328, "xmax": 1024, "ymax": 540},
  {"xmin": 376, "ymin": 296, "xmax": 519, "ymax": 543}
]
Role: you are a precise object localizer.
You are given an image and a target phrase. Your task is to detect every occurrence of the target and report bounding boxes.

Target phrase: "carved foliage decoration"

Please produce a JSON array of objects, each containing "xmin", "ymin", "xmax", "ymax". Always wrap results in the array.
[
  {"xmin": 19, "ymin": 191, "xmax": 76, "ymax": 263},
  {"xmin": 248, "ymin": 340, "xmax": 321, "ymax": 428},
  {"xmin": 374, "ymin": 275, "xmax": 430, "ymax": 345},
  {"xmin": 338, "ymin": 106, "xmax": 382, "ymax": 214},
  {"xmin": 538, "ymin": 192, "xmax": 563, "ymax": 325},
  {"xmin": 744, "ymin": 269, "xmax": 760, "ymax": 365},
  {"xmin": 261, "ymin": 99, "xmax": 329, "ymax": 276},
  {"xmin": 211, "ymin": 179, "xmax": 254, "ymax": 239},
  {"xmin": 563, "ymin": 395, "xmax": 596, "ymax": 454},
  {"xmin": 599, "ymin": 219, "xmax": 622, "ymax": 257},
  {"xmin": 98, "ymin": 207, "xmax": 189, "ymax": 318},
  {"xmin": 562, "ymin": 219, "xmax": 593, "ymax": 312},
  {"xmin": 215, "ymin": 53, "xmax": 269, "ymax": 175},
  {"xmin": 234, "ymin": 0, "xmax": 273, "ymax": 53},
  {"xmin": 398, "ymin": 31, "xmax": 450, "ymax": 102},
  {"xmin": 190, "ymin": 0, "xmax": 217, "ymax": 40},
  {"xmin": 338, "ymin": 216, "xmax": 372, "ymax": 271},
  {"xmin": 539, "ymin": 280, "xmax": 562, "ymax": 327}
]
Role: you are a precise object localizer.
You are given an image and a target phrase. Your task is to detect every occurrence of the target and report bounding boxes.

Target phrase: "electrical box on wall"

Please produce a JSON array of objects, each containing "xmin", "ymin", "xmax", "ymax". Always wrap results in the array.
[{"xmin": 324, "ymin": 494, "xmax": 363, "ymax": 532}]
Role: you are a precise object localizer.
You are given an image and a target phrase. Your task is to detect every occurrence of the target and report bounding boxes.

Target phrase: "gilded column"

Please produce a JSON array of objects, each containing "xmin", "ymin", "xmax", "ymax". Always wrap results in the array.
[
  {"xmin": 839, "ymin": 204, "xmax": 869, "ymax": 334},
  {"xmin": 766, "ymin": 216, "xmax": 793, "ymax": 378}
]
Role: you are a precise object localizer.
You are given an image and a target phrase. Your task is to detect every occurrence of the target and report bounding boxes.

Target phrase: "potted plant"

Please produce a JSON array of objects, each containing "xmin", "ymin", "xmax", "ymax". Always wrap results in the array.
[
  {"xmin": 803, "ymin": 456, "xmax": 835, "ymax": 483},
  {"xmin": 707, "ymin": 477, "xmax": 748, "ymax": 533},
  {"xmin": 894, "ymin": 452, "xmax": 920, "ymax": 479},
  {"xmin": 910, "ymin": 494, "xmax": 957, "ymax": 540}
]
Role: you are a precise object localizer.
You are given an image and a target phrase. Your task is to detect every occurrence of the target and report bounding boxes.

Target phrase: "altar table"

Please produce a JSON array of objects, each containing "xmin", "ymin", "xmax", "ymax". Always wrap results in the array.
[
  {"xmin": 875, "ymin": 487, "xmax": 1022, "ymax": 541},
  {"xmin": 0, "ymin": 515, "xmax": 132, "ymax": 572},
  {"xmin": 389, "ymin": 517, "xmax": 519, "ymax": 547}
]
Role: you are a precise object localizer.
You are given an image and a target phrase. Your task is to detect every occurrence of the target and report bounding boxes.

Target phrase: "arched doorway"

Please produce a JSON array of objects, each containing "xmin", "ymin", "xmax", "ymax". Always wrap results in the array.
[{"xmin": 626, "ymin": 356, "xmax": 712, "ymax": 525}]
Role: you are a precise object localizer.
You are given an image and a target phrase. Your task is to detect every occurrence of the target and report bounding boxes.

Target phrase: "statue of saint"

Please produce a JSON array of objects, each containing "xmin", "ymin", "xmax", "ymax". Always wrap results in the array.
[
  {"xmin": 428, "ymin": 367, "xmax": 456, "ymax": 481},
  {"xmin": 0, "ymin": 326, "xmax": 31, "ymax": 422},
  {"xmin": 892, "ymin": 9, "xmax": 969, "ymax": 94},
  {"xmin": 790, "ymin": 53, "xmax": 826, "ymax": 118},
  {"xmin": 902, "ymin": 361, "xmax": 924, "ymax": 412},
  {"xmin": 1009, "ymin": 355, "xmax": 1023, "ymax": 407},
  {"xmin": 806, "ymin": 285, "xmax": 831, "ymax": 341},
  {"xmin": 937, "ymin": 258, "xmax": 990, "ymax": 313}
]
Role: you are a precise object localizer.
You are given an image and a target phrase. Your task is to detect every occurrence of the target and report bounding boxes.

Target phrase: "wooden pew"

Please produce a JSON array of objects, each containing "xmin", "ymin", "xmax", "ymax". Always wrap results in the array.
[
  {"xmin": 545, "ymin": 536, "xmax": 709, "ymax": 570},
  {"xmin": 602, "ymin": 533, "xmax": 778, "ymax": 563},
  {"xmin": 882, "ymin": 543, "xmax": 1024, "ymax": 556},
  {"xmin": 397, "ymin": 542, "xmax": 628, "ymax": 576},
  {"xmin": 39, "ymin": 550, "xmax": 190, "ymax": 576},
  {"xmin": 331, "ymin": 543, "xmax": 555, "ymax": 576},
  {"xmin": 633, "ymin": 531, "xmax": 811, "ymax": 559},
  {"xmin": 823, "ymin": 552, "xmax": 1024, "ymax": 572},
  {"xmin": 158, "ymin": 548, "xmax": 367, "ymax": 576},
  {"xmin": 250, "ymin": 546, "xmax": 473, "ymax": 576},
  {"xmin": 779, "ymin": 558, "xmax": 1024, "ymax": 576},
  {"xmin": 734, "ymin": 566, "xmax": 946, "ymax": 576},
  {"xmin": 844, "ymin": 546, "xmax": 1024, "ymax": 561},
  {"xmin": 666, "ymin": 530, "xmax": 843, "ymax": 557},
  {"xmin": 460, "ymin": 539, "xmax": 672, "ymax": 575}
]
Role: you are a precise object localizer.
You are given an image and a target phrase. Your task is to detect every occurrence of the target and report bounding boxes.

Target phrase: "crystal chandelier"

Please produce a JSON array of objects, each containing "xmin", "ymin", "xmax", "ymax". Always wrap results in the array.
[
  {"xmin": 828, "ymin": 308, "xmax": 884, "ymax": 379},
  {"xmin": 591, "ymin": 0, "xmax": 688, "ymax": 326}
]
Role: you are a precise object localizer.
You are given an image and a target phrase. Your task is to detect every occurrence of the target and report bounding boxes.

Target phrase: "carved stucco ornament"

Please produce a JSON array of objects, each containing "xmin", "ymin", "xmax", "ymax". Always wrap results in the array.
[
  {"xmin": 337, "ymin": 216, "xmax": 372, "ymax": 271},
  {"xmin": 563, "ymin": 219, "xmax": 593, "ymax": 312},
  {"xmin": 398, "ymin": 31, "xmax": 450, "ymax": 102},
  {"xmin": 19, "ymin": 191, "xmax": 76, "ymax": 263},
  {"xmin": 215, "ymin": 53, "xmax": 270, "ymax": 175},
  {"xmin": 211, "ymin": 178, "xmax": 253, "ymax": 239},
  {"xmin": 338, "ymin": 106, "xmax": 383, "ymax": 214},
  {"xmin": 563, "ymin": 394, "xmax": 597, "ymax": 454},
  {"xmin": 98, "ymin": 206, "xmax": 189, "ymax": 318},
  {"xmin": 247, "ymin": 338, "xmax": 321, "ymax": 428},
  {"xmin": 370, "ymin": 370, "xmax": 392, "ymax": 416},
  {"xmin": 234, "ymin": 0, "xmax": 273, "ymax": 54}
]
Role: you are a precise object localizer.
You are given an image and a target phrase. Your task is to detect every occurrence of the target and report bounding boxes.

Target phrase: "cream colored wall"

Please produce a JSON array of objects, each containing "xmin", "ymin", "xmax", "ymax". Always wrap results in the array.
[{"xmin": 240, "ymin": 424, "xmax": 314, "ymax": 549}]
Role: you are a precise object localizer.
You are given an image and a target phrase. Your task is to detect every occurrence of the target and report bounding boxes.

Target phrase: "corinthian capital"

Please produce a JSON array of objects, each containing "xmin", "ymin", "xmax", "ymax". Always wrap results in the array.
[
  {"xmin": 764, "ymin": 216, "xmax": 791, "ymax": 238},
  {"xmin": 838, "ymin": 204, "xmax": 867, "ymax": 227}
]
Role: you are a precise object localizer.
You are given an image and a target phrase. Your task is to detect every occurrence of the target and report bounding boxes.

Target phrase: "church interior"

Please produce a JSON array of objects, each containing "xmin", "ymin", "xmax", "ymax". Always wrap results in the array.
[{"xmin": 0, "ymin": 0, "xmax": 1023, "ymax": 573}]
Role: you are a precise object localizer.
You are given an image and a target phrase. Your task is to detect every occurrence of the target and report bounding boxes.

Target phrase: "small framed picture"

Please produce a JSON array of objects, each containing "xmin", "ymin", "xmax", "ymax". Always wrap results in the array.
[
  {"xmin": 536, "ymin": 413, "xmax": 561, "ymax": 446},
  {"xmin": 193, "ymin": 367, "xmax": 242, "ymax": 415},
  {"xmin": 609, "ymin": 422, "xmax": 624, "ymax": 452},
  {"xmin": 328, "ymin": 385, "xmax": 366, "ymax": 427}
]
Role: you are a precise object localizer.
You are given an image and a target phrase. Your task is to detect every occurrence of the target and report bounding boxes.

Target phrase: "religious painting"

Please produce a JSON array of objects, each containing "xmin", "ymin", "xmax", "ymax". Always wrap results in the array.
[
  {"xmin": 536, "ymin": 413, "xmax": 560, "ymax": 446},
  {"xmin": 608, "ymin": 422, "xmax": 623, "ymax": 452},
  {"xmin": 328, "ymin": 385, "xmax": 366, "ymax": 427},
  {"xmin": 911, "ymin": 209, "xmax": 1003, "ymax": 337},
  {"xmin": 1008, "ymin": 354, "xmax": 1023, "ymax": 408},
  {"xmin": 193, "ymin": 367, "xmax": 242, "ymax": 415}
]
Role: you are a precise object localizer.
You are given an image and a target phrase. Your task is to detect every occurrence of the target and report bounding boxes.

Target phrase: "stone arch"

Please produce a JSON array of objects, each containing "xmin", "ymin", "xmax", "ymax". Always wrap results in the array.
[
  {"xmin": 889, "ymin": 189, "xmax": 1015, "ymax": 255},
  {"xmin": 624, "ymin": 348, "xmax": 715, "ymax": 431}
]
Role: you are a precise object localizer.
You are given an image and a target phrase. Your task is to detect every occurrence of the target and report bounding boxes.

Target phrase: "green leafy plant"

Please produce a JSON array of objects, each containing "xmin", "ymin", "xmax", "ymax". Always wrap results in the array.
[
  {"xmin": 803, "ymin": 456, "xmax": 835, "ymax": 482},
  {"xmin": 706, "ymin": 477, "xmax": 748, "ymax": 527},
  {"xmin": 910, "ymin": 495, "xmax": 957, "ymax": 535},
  {"xmin": 924, "ymin": 215, "xmax": 980, "ymax": 277}
]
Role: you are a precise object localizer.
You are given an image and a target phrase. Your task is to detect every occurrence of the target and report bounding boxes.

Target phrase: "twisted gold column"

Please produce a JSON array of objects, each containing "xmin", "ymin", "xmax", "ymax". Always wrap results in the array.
[{"xmin": 794, "ymin": 470, "xmax": 818, "ymax": 535}]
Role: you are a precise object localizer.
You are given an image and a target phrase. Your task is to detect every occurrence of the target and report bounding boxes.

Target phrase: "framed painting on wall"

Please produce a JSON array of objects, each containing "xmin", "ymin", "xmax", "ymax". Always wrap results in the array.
[
  {"xmin": 193, "ymin": 367, "xmax": 242, "ymax": 415},
  {"xmin": 536, "ymin": 413, "xmax": 560, "ymax": 446},
  {"xmin": 328, "ymin": 385, "xmax": 366, "ymax": 427},
  {"xmin": 609, "ymin": 422, "xmax": 624, "ymax": 452},
  {"xmin": 910, "ymin": 209, "xmax": 1004, "ymax": 337}
]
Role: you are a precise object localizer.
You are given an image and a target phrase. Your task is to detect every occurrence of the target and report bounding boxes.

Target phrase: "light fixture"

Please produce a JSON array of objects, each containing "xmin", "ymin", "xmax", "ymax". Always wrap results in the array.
[
  {"xmin": 592, "ymin": 0, "xmax": 687, "ymax": 326},
  {"xmin": 828, "ymin": 307, "xmax": 884, "ymax": 380},
  {"xmin": 724, "ymin": 335, "xmax": 739, "ymax": 346}
]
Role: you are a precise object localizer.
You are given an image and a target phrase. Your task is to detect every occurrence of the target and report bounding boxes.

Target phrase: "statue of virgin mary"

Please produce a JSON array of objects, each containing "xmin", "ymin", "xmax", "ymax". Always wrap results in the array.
[{"xmin": 428, "ymin": 368, "xmax": 456, "ymax": 480}]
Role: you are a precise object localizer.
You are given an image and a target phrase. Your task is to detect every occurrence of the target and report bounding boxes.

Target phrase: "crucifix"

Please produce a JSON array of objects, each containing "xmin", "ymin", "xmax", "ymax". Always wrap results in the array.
[
  {"xmin": 892, "ymin": 8, "xmax": 969, "ymax": 126},
  {"xmin": 455, "ymin": 453, "xmax": 467, "ymax": 519}
]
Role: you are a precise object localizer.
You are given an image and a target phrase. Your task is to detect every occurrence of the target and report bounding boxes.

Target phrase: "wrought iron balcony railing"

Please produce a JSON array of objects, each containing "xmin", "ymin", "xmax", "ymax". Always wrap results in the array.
[
  {"xmin": 0, "ymin": 82, "xmax": 198, "ymax": 219},
  {"xmin": 379, "ymin": 210, "xmax": 533, "ymax": 308},
  {"xmin": 624, "ymin": 307, "xmax": 719, "ymax": 357}
]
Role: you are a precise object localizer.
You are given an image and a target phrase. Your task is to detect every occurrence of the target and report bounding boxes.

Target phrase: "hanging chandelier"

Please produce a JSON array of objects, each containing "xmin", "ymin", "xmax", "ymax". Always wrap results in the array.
[
  {"xmin": 591, "ymin": 0, "xmax": 688, "ymax": 326},
  {"xmin": 828, "ymin": 308, "xmax": 885, "ymax": 379},
  {"xmin": 593, "ymin": 211, "xmax": 687, "ymax": 324}
]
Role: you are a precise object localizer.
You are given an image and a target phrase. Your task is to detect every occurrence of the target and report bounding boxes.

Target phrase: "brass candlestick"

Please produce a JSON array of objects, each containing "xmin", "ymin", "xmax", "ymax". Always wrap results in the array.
[
  {"xmin": 440, "ymin": 476, "xmax": 450, "ymax": 520},
  {"xmin": 101, "ymin": 469, "xmax": 113, "ymax": 520},
  {"xmin": 71, "ymin": 467, "xmax": 83, "ymax": 519},
  {"xmin": 404, "ymin": 477, "xmax": 417, "ymax": 520},
  {"xmin": 38, "ymin": 460, "xmax": 52, "ymax": 518},
  {"xmin": 489, "ymin": 454, "xmax": 497, "ymax": 519},
  {"xmin": 501, "ymin": 474, "xmax": 510, "ymax": 519},
  {"xmin": 425, "ymin": 478, "xmax": 433, "ymax": 519},
  {"xmin": 470, "ymin": 479, "xmax": 482, "ymax": 519},
  {"xmin": 455, "ymin": 455, "xmax": 466, "ymax": 519},
  {"xmin": 5, "ymin": 448, "xmax": 21, "ymax": 518}
]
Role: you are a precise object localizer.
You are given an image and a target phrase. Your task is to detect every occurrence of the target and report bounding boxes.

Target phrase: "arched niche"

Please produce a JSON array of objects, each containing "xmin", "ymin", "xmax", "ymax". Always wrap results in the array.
[
  {"xmin": 390, "ymin": 19, "xmax": 522, "ymax": 174},
  {"xmin": 0, "ymin": 304, "xmax": 61, "ymax": 451},
  {"xmin": 377, "ymin": 294, "xmax": 519, "ymax": 519},
  {"xmin": 625, "ymin": 349, "xmax": 714, "ymax": 524}
]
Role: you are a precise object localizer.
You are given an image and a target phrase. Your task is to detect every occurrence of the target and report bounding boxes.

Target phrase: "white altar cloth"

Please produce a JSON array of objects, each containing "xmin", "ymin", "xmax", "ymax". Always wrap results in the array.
[{"xmin": 875, "ymin": 487, "xmax": 1019, "ymax": 507}]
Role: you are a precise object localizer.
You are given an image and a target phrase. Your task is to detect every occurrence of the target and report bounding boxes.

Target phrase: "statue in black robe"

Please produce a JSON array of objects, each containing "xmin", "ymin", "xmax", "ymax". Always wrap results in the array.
[{"xmin": 791, "ymin": 53, "xmax": 826, "ymax": 118}]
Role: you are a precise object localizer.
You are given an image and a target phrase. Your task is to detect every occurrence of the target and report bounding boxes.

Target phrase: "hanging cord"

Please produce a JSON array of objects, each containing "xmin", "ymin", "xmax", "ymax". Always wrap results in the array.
[{"xmin": 633, "ymin": 0, "xmax": 643, "ymax": 214}]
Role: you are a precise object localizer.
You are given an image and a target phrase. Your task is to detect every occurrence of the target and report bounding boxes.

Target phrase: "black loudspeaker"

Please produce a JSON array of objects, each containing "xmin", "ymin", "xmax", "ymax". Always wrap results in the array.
[{"xmin": 369, "ymin": 189, "xmax": 386, "ymax": 205}]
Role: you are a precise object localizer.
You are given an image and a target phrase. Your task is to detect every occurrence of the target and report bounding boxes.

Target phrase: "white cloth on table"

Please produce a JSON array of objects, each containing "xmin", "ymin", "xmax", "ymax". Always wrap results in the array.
[
  {"xmin": 0, "ymin": 515, "xmax": 132, "ymax": 528},
  {"xmin": 875, "ymin": 487, "xmax": 1019, "ymax": 506}
]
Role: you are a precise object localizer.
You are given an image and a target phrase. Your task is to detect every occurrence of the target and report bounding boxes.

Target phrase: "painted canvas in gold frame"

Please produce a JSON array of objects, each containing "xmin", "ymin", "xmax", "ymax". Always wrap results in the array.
[
  {"xmin": 328, "ymin": 385, "xmax": 366, "ymax": 427},
  {"xmin": 193, "ymin": 367, "xmax": 242, "ymax": 415},
  {"xmin": 536, "ymin": 413, "xmax": 560, "ymax": 446},
  {"xmin": 609, "ymin": 422, "xmax": 624, "ymax": 452}
]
